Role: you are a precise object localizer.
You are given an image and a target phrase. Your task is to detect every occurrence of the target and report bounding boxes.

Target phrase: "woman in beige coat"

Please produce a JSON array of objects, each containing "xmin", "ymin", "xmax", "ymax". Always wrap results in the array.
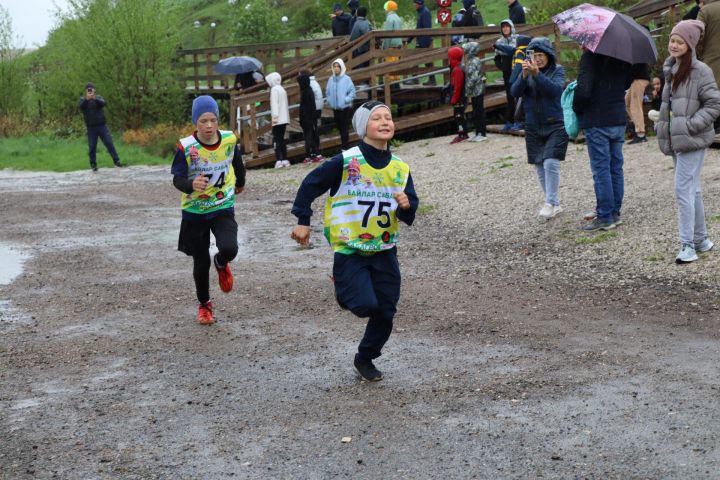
[{"xmin": 656, "ymin": 20, "xmax": 720, "ymax": 263}]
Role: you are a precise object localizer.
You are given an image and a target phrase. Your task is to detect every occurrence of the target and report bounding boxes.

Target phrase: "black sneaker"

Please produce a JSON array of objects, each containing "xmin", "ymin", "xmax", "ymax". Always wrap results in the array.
[
  {"xmin": 114, "ymin": 161, "xmax": 124, "ymax": 167},
  {"xmin": 582, "ymin": 218, "xmax": 616, "ymax": 232},
  {"xmin": 354, "ymin": 355, "xmax": 383, "ymax": 382},
  {"xmin": 91, "ymin": 165, "xmax": 98, "ymax": 172},
  {"xmin": 613, "ymin": 213, "xmax": 623, "ymax": 226},
  {"xmin": 627, "ymin": 135, "xmax": 647, "ymax": 144}
]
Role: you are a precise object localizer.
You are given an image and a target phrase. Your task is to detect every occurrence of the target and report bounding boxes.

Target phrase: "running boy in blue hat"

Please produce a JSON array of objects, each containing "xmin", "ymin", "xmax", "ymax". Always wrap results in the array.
[
  {"xmin": 290, "ymin": 101, "xmax": 419, "ymax": 381},
  {"xmin": 171, "ymin": 95, "xmax": 246, "ymax": 325}
]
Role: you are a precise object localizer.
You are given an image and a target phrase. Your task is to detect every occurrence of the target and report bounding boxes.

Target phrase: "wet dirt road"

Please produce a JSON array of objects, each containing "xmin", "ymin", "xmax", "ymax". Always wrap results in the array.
[{"xmin": 1, "ymin": 162, "xmax": 719, "ymax": 479}]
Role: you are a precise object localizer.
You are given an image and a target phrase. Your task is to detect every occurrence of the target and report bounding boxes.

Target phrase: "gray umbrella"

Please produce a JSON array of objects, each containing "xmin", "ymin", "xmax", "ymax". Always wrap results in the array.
[{"xmin": 213, "ymin": 56, "xmax": 263, "ymax": 74}]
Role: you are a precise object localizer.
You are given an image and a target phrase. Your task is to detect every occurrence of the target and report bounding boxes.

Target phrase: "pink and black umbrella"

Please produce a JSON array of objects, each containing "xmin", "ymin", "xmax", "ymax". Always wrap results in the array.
[{"xmin": 552, "ymin": 3, "xmax": 658, "ymax": 64}]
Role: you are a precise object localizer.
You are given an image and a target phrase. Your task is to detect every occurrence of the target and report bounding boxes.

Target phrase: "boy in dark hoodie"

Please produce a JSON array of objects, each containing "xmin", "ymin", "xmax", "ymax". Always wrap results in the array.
[
  {"xmin": 290, "ymin": 101, "xmax": 419, "ymax": 382},
  {"xmin": 448, "ymin": 46, "xmax": 469, "ymax": 144},
  {"xmin": 298, "ymin": 70, "xmax": 322, "ymax": 163}
]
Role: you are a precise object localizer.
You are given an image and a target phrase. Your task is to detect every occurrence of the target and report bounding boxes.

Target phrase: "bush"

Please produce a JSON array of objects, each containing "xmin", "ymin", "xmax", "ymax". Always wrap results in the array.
[
  {"xmin": 0, "ymin": 115, "xmax": 33, "ymax": 137},
  {"xmin": 122, "ymin": 123, "xmax": 195, "ymax": 158}
]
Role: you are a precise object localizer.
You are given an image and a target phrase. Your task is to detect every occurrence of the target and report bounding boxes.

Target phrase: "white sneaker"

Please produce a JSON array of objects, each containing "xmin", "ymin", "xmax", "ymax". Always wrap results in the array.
[
  {"xmin": 470, "ymin": 134, "xmax": 487, "ymax": 142},
  {"xmin": 551, "ymin": 205, "xmax": 563, "ymax": 217},
  {"xmin": 282, "ymin": 160, "xmax": 291, "ymax": 167},
  {"xmin": 539, "ymin": 203, "xmax": 554, "ymax": 218},
  {"xmin": 274, "ymin": 160, "xmax": 283, "ymax": 169}
]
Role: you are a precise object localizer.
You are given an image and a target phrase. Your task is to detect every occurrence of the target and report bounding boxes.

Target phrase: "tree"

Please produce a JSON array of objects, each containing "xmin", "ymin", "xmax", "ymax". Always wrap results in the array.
[
  {"xmin": 36, "ymin": 0, "xmax": 183, "ymax": 129},
  {"xmin": 0, "ymin": 5, "xmax": 27, "ymax": 117}
]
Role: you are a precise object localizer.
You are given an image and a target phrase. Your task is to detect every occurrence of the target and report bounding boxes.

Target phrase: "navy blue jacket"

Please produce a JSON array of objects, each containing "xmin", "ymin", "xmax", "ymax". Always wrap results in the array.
[
  {"xmin": 510, "ymin": 38, "xmax": 565, "ymax": 127},
  {"xmin": 508, "ymin": 0, "xmax": 526, "ymax": 25},
  {"xmin": 572, "ymin": 51, "xmax": 632, "ymax": 129},
  {"xmin": 414, "ymin": 6, "xmax": 432, "ymax": 48},
  {"xmin": 291, "ymin": 141, "xmax": 418, "ymax": 227}
]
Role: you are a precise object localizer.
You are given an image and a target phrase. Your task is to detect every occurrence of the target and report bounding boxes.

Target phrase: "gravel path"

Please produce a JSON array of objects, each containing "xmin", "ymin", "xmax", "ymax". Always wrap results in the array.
[{"xmin": 1, "ymin": 133, "xmax": 719, "ymax": 479}]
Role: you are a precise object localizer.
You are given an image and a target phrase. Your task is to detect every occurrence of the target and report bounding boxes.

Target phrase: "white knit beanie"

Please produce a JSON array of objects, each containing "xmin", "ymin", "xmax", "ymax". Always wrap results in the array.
[{"xmin": 352, "ymin": 101, "xmax": 390, "ymax": 138}]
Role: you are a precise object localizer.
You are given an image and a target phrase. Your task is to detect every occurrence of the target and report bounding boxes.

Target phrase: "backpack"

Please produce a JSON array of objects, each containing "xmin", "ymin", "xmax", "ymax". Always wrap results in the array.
[{"xmin": 561, "ymin": 80, "xmax": 579, "ymax": 139}]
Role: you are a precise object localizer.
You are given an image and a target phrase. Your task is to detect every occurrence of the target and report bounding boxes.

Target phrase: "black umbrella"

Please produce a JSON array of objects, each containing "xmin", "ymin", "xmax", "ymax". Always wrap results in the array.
[
  {"xmin": 213, "ymin": 56, "xmax": 263, "ymax": 74},
  {"xmin": 552, "ymin": 3, "xmax": 658, "ymax": 64}
]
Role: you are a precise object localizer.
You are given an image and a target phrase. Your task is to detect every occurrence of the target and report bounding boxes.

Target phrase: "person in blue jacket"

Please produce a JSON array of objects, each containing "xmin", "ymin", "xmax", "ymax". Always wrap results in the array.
[
  {"xmin": 408, "ymin": 0, "xmax": 435, "ymax": 84},
  {"xmin": 510, "ymin": 37, "xmax": 568, "ymax": 219},
  {"xmin": 326, "ymin": 58, "xmax": 357, "ymax": 150}
]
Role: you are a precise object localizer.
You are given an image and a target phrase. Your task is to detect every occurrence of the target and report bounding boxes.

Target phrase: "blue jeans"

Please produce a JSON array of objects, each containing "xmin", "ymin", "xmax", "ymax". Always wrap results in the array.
[
  {"xmin": 87, "ymin": 125, "xmax": 120, "ymax": 167},
  {"xmin": 585, "ymin": 126, "xmax": 625, "ymax": 223},
  {"xmin": 535, "ymin": 158, "xmax": 561, "ymax": 206}
]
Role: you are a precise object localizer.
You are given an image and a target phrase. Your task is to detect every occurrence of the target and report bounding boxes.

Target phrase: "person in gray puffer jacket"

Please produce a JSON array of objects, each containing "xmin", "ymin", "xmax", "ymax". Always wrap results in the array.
[{"xmin": 655, "ymin": 20, "xmax": 720, "ymax": 263}]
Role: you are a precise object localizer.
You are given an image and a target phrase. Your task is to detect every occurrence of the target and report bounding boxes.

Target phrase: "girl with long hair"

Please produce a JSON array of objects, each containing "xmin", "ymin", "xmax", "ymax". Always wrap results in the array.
[{"xmin": 656, "ymin": 20, "xmax": 720, "ymax": 263}]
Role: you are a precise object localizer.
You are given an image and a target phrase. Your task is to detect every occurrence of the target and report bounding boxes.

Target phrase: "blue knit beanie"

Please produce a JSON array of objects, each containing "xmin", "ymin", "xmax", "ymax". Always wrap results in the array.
[{"xmin": 191, "ymin": 95, "xmax": 219, "ymax": 125}]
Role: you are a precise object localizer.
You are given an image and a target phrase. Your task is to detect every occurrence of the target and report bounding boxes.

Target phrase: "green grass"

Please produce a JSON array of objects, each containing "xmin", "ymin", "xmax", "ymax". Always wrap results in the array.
[
  {"xmin": 643, "ymin": 254, "xmax": 664, "ymax": 262},
  {"xmin": 708, "ymin": 214, "xmax": 720, "ymax": 223},
  {"xmin": 0, "ymin": 135, "xmax": 169, "ymax": 172},
  {"xmin": 390, "ymin": 139, "xmax": 405, "ymax": 148},
  {"xmin": 575, "ymin": 231, "xmax": 618, "ymax": 245},
  {"xmin": 425, "ymin": 152, "xmax": 435, "ymax": 157}
]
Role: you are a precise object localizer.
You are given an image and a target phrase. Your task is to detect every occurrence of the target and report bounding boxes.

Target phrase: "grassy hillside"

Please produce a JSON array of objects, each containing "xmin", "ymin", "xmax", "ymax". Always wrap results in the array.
[{"xmin": 176, "ymin": 0, "xmax": 540, "ymax": 49}]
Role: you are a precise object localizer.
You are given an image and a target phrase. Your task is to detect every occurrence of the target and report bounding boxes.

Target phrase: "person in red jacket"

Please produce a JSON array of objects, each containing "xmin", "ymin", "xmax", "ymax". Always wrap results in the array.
[{"xmin": 448, "ymin": 46, "xmax": 469, "ymax": 144}]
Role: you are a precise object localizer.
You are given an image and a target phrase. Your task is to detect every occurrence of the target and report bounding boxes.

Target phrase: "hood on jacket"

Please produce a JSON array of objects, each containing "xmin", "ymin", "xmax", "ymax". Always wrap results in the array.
[
  {"xmin": 527, "ymin": 37, "xmax": 556, "ymax": 64},
  {"xmin": 297, "ymin": 72, "xmax": 310, "ymax": 90},
  {"xmin": 462, "ymin": 41, "xmax": 481, "ymax": 57},
  {"xmin": 500, "ymin": 19, "xmax": 516, "ymax": 36},
  {"xmin": 266, "ymin": 72, "xmax": 282, "ymax": 87},
  {"xmin": 516, "ymin": 34, "xmax": 532, "ymax": 48},
  {"xmin": 463, "ymin": 0, "xmax": 475, "ymax": 9},
  {"xmin": 331, "ymin": 58, "xmax": 347, "ymax": 77},
  {"xmin": 448, "ymin": 46, "xmax": 464, "ymax": 68}
]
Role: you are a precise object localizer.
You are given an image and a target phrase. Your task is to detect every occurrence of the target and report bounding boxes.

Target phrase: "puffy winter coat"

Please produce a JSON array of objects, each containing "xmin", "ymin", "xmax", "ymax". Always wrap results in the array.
[
  {"xmin": 325, "ymin": 58, "xmax": 356, "ymax": 110},
  {"xmin": 656, "ymin": 54, "xmax": 720, "ymax": 155},
  {"xmin": 266, "ymin": 72, "xmax": 289, "ymax": 126},
  {"xmin": 462, "ymin": 42, "xmax": 485, "ymax": 97}
]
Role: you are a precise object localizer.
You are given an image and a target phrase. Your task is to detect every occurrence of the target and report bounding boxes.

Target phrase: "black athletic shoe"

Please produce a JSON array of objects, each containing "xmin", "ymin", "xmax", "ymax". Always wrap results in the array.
[
  {"xmin": 91, "ymin": 165, "xmax": 98, "ymax": 172},
  {"xmin": 627, "ymin": 135, "xmax": 647, "ymax": 144},
  {"xmin": 114, "ymin": 161, "xmax": 124, "ymax": 167},
  {"xmin": 354, "ymin": 355, "xmax": 383, "ymax": 382}
]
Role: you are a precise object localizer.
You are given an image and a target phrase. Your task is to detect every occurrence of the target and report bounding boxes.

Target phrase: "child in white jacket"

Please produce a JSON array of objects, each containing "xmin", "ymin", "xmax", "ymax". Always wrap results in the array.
[{"xmin": 267, "ymin": 72, "xmax": 290, "ymax": 168}]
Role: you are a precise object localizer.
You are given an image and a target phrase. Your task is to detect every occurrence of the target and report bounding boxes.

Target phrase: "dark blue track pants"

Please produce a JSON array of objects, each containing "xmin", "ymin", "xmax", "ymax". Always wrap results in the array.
[{"xmin": 333, "ymin": 249, "xmax": 401, "ymax": 361}]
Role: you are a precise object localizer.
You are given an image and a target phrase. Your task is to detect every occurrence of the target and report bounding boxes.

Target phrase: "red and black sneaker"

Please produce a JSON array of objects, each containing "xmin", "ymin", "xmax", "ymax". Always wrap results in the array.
[
  {"xmin": 197, "ymin": 301, "xmax": 214, "ymax": 325},
  {"xmin": 214, "ymin": 255, "xmax": 233, "ymax": 293}
]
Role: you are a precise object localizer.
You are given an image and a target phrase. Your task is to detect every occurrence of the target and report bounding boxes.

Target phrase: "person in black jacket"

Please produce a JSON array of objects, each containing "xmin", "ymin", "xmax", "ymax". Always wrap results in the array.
[
  {"xmin": 572, "ymin": 50, "xmax": 632, "ymax": 231},
  {"xmin": 78, "ymin": 83, "xmax": 122, "ymax": 171},
  {"xmin": 683, "ymin": 0, "xmax": 704, "ymax": 20},
  {"xmin": 507, "ymin": 0, "xmax": 526, "ymax": 25},
  {"xmin": 331, "ymin": 3, "xmax": 352, "ymax": 36},
  {"xmin": 297, "ymin": 70, "xmax": 322, "ymax": 163}
]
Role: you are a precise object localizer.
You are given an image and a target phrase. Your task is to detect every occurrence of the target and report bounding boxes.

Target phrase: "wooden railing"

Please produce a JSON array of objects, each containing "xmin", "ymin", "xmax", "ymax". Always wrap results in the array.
[{"xmin": 176, "ymin": 37, "xmax": 345, "ymax": 92}]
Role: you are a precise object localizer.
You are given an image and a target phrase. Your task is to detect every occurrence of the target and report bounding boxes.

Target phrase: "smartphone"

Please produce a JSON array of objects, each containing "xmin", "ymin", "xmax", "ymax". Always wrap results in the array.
[{"xmin": 526, "ymin": 49, "xmax": 534, "ymax": 61}]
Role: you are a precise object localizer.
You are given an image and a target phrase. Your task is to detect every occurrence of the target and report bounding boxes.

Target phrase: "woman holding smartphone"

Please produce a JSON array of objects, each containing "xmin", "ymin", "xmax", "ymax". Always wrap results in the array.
[{"xmin": 510, "ymin": 37, "xmax": 568, "ymax": 219}]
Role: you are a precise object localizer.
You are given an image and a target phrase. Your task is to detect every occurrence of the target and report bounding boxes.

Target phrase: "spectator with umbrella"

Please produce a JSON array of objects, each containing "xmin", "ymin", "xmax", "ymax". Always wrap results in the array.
[
  {"xmin": 214, "ymin": 56, "xmax": 263, "ymax": 91},
  {"xmin": 553, "ymin": 3, "xmax": 655, "ymax": 231}
]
